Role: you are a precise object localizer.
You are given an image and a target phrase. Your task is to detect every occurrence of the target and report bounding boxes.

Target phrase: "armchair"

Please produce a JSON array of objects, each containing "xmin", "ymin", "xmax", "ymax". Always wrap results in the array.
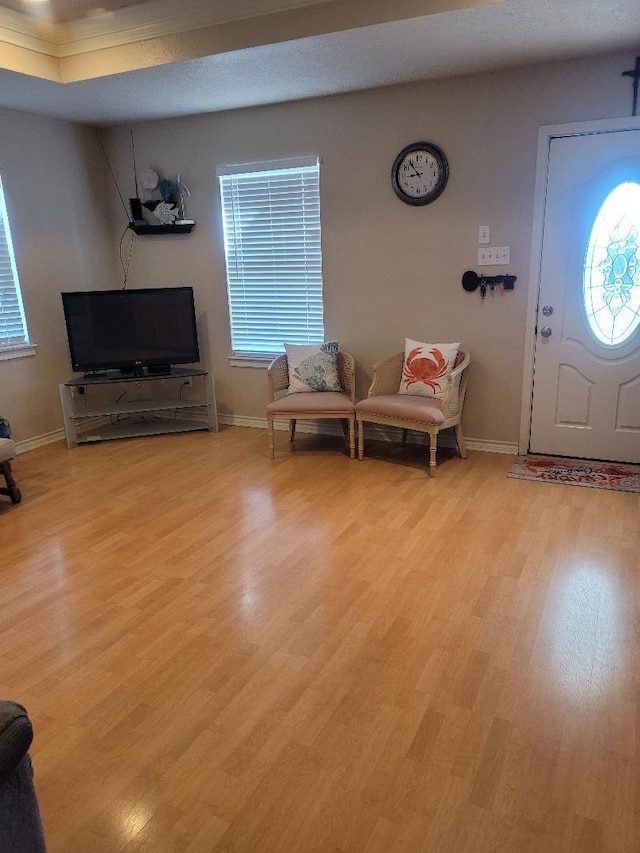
[
  {"xmin": 0, "ymin": 438, "xmax": 21, "ymax": 503},
  {"xmin": 266, "ymin": 351, "xmax": 356, "ymax": 459},
  {"xmin": 0, "ymin": 701, "xmax": 47, "ymax": 851},
  {"xmin": 355, "ymin": 350, "xmax": 470, "ymax": 476}
]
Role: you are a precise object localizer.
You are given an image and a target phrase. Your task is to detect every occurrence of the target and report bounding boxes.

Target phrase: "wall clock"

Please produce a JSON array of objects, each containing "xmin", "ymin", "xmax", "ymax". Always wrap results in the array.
[{"xmin": 391, "ymin": 142, "xmax": 449, "ymax": 206}]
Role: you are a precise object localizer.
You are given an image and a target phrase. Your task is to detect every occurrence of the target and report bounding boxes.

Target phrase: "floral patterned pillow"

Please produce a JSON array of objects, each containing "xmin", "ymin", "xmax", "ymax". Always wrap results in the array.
[
  {"xmin": 398, "ymin": 339, "xmax": 460, "ymax": 398},
  {"xmin": 285, "ymin": 341, "xmax": 342, "ymax": 393}
]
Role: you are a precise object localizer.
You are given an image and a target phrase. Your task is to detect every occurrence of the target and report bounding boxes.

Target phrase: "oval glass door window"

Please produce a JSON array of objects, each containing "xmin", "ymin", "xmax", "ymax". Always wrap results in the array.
[{"xmin": 583, "ymin": 181, "xmax": 640, "ymax": 346}]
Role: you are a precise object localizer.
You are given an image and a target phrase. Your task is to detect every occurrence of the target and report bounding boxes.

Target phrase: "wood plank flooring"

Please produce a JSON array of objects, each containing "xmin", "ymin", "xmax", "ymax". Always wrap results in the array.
[{"xmin": 1, "ymin": 427, "xmax": 638, "ymax": 852}]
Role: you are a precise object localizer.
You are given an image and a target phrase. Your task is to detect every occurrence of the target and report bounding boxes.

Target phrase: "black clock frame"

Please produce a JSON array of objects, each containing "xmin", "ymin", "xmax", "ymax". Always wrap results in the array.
[{"xmin": 391, "ymin": 141, "xmax": 449, "ymax": 206}]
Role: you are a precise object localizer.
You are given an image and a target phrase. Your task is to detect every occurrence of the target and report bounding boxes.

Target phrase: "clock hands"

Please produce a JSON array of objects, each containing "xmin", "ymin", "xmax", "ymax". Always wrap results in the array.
[{"xmin": 407, "ymin": 158, "xmax": 423, "ymax": 178}]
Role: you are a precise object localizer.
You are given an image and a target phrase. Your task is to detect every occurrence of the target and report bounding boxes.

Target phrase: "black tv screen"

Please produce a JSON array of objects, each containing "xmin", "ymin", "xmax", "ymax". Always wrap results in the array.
[{"xmin": 61, "ymin": 287, "xmax": 200, "ymax": 375}]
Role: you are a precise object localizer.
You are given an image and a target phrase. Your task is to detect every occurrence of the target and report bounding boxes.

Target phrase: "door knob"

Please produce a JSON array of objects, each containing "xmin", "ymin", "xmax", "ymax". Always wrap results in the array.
[
  {"xmin": 542, "ymin": 305, "xmax": 554, "ymax": 316},
  {"xmin": 540, "ymin": 326, "xmax": 552, "ymax": 338}
]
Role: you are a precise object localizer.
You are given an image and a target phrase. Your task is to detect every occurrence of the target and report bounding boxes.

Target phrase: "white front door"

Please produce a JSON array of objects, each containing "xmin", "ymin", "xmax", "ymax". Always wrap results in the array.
[{"xmin": 529, "ymin": 126, "xmax": 640, "ymax": 463}]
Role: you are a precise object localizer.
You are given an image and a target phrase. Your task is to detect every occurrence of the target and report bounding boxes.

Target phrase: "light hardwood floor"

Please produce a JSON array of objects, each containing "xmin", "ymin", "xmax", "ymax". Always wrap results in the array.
[{"xmin": 1, "ymin": 427, "xmax": 638, "ymax": 852}]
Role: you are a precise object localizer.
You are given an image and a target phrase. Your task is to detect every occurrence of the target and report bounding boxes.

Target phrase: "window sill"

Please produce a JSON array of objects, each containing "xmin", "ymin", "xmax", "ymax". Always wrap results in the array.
[
  {"xmin": 228, "ymin": 354, "xmax": 277, "ymax": 368},
  {"xmin": 0, "ymin": 343, "xmax": 37, "ymax": 362}
]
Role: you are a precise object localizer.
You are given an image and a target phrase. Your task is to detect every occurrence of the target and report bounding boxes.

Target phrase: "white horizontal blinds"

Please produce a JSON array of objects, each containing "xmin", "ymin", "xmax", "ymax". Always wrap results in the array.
[
  {"xmin": 218, "ymin": 157, "xmax": 324, "ymax": 355},
  {"xmin": 0, "ymin": 174, "xmax": 29, "ymax": 349}
]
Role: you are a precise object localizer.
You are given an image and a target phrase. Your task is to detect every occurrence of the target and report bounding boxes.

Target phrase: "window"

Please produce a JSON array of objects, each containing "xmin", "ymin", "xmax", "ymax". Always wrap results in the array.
[
  {"xmin": 0, "ymin": 172, "xmax": 30, "ymax": 357},
  {"xmin": 218, "ymin": 156, "xmax": 324, "ymax": 357},
  {"xmin": 583, "ymin": 181, "xmax": 640, "ymax": 347}
]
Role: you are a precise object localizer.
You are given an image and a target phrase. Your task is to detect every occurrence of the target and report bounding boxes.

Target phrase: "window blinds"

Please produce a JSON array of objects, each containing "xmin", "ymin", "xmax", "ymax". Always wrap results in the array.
[
  {"xmin": 218, "ymin": 157, "xmax": 324, "ymax": 355},
  {"xmin": 0, "ymin": 175, "xmax": 29, "ymax": 350}
]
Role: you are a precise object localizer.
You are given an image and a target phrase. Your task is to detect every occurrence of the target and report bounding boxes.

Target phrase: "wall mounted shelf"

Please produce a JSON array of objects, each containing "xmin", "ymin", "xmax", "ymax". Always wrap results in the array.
[{"xmin": 127, "ymin": 222, "xmax": 194, "ymax": 235}]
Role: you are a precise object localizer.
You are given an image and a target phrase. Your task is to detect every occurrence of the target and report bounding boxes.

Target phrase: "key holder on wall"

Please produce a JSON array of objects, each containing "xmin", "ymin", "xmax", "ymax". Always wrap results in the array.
[{"xmin": 462, "ymin": 270, "xmax": 517, "ymax": 300}]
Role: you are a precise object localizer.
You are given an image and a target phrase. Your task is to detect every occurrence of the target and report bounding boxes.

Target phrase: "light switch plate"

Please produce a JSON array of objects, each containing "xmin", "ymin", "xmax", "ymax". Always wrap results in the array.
[{"xmin": 478, "ymin": 246, "xmax": 510, "ymax": 266}]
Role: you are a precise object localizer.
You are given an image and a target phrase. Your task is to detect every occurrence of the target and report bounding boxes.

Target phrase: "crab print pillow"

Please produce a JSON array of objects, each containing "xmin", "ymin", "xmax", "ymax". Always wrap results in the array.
[
  {"xmin": 285, "ymin": 341, "xmax": 343, "ymax": 393},
  {"xmin": 398, "ymin": 339, "xmax": 460, "ymax": 399}
]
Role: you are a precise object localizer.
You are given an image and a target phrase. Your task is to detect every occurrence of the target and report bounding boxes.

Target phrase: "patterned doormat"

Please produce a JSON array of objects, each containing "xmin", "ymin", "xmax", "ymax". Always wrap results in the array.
[{"xmin": 507, "ymin": 455, "xmax": 640, "ymax": 493}]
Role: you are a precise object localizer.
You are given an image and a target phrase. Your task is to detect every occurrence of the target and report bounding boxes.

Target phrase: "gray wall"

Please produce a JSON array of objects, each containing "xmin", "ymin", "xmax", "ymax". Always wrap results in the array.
[
  {"xmin": 2, "ymin": 49, "xmax": 634, "ymax": 446},
  {"xmin": 1, "ymin": 111, "xmax": 117, "ymax": 442},
  {"xmin": 100, "ymin": 50, "xmax": 634, "ymax": 447}
]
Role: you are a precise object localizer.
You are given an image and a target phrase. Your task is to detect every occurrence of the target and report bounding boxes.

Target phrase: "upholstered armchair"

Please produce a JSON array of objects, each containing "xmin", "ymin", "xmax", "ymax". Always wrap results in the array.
[
  {"xmin": 266, "ymin": 351, "xmax": 357, "ymax": 459},
  {"xmin": 355, "ymin": 350, "xmax": 470, "ymax": 476},
  {"xmin": 0, "ymin": 701, "xmax": 47, "ymax": 851},
  {"xmin": 0, "ymin": 424, "xmax": 21, "ymax": 504}
]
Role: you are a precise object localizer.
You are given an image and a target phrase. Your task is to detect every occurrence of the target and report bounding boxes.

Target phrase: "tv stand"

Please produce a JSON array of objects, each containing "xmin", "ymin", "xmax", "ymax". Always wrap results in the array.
[
  {"xmin": 146, "ymin": 364, "xmax": 171, "ymax": 376},
  {"xmin": 59, "ymin": 367, "xmax": 217, "ymax": 448}
]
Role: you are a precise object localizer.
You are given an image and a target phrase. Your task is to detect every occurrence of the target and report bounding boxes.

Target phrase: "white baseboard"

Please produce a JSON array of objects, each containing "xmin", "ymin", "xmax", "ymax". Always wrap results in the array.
[
  {"xmin": 14, "ymin": 419, "xmax": 517, "ymax": 457},
  {"xmin": 218, "ymin": 415, "xmax": 518, "ymax": 455},
  {"xmin": 15, "ymin": 429, "xmax": 65, "ymax": 454}
]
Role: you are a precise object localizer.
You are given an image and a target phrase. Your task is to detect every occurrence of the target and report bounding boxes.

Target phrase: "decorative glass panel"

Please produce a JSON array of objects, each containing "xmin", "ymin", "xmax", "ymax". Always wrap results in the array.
[{"xmin": 583, "ymin": 181, "xmax": 640, "ymax": 346}]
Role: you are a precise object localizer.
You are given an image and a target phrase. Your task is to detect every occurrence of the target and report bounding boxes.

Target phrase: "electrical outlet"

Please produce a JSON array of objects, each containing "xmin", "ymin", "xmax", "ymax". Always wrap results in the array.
[{"xmin": 478, "ymin": 225, "xmax": 490, "ymax": 244}]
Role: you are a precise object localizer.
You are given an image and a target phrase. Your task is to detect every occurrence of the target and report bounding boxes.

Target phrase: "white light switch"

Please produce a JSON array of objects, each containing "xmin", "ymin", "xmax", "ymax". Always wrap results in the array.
[
  {"xmin": 478, "ymin": 225, "xmax": 490, "ymax": 244},
  {"xmin": 478, "ymin": 246, "xmax": 511, "ymax": 266}
]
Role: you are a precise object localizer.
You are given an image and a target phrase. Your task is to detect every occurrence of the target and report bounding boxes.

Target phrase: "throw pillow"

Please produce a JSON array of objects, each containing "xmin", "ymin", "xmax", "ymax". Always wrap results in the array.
[
  {"xmin": 398, "ymin": 339, "xmax": 460, "ymax": 398},
  {"xmin": 285, "ymin": 341, "xmax": 342, "ymax": 393}
]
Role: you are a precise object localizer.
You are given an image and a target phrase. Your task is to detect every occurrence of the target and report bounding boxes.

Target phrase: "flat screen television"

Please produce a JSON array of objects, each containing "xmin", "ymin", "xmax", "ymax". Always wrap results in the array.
[{"xmin": 61, "ymin": 287, "xmax": 200, "ymax": 376}]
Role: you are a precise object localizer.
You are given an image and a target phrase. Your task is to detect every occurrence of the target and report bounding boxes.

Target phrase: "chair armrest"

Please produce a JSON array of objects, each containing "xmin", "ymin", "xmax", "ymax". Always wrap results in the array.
[
  {"xmin": 442, "ymin": 350, "xmax": 471, "ymax": 419},
  {"xmin": 0, "ymin": 702, "xmax": 33, "ymax": 786},
  {"xmin": 367, "ymin": 352, "xmax": 404, "ymax": 397},
  {"xmin": 267, "ymin": 354, "xmax": 290, "ymax": 401},
  {"xmin": 338, "ymin": 352, "xmax": 356, "ymax": 402}
]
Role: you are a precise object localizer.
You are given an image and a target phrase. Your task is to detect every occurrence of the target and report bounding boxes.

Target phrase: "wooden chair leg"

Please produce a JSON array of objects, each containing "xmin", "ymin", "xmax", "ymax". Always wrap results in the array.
[
  {"xmin": 340, "ymin": 419, "xmax": 354, "ymax": 458},
  {"xmin": 357, "ymin": 417, "xmax": 365, "ymax": 460},
  {"xmin": 428, "ymin": 432, "xmax": 437, "ymax": 477},
  {"xmin": 267, "ymin": 417, "xmax": 275, "ymax": 460},
  {"xmin": 455, "ymin": 423, "xmax": 468, "ymax": 458},
  {"xmin": 0, "ymin": 460, "xmax": 21, "ymax": 503},
  {"xmin": 289, "ymin": 419, "xmax": 296, "ymax": 442}
]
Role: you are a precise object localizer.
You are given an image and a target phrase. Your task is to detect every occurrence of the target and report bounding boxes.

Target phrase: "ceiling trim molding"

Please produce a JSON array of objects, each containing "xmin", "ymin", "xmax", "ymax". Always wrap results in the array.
[
  {"xmin": 0, "ymin": 0, "xmax": 506, "ymax": 90},
  {"xmin": 0, "ymin": 0, "xmax": 331, "ymax": 57},
  {"xmin": 0, "ymin": 6, "xmax": 56, "ymax": 56}
]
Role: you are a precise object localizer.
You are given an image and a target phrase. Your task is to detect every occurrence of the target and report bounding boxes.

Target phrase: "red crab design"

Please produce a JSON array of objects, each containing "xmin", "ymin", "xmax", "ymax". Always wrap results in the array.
[{"xmin": 402, "ymin": 346, "xmax": 448, "ymax": 392}]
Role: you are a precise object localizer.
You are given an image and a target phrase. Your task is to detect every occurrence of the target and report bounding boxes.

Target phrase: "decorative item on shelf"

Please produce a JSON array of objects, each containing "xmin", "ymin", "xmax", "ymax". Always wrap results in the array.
[
  {"xmin": 128, "ymin": 167, "xmax": 194, "ymax": 234},
  {"xmin": 175, "ymin": 173, "xmax": 191, "ymax": 222},
  {"xmin": 158, "ymin": 175, "xmax": 191, "ymax": 223},
  {"xmin": 142, "ymin": 169, "xmax": 160, "ymax": 192},
  {"xmin": 153, "ymin": 202, "xmax": 179, "ymax": 224}
]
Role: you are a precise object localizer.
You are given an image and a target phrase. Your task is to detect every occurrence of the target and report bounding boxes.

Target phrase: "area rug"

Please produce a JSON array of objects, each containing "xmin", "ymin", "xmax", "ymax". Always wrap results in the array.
[{"xmin": 507, "ymin": 455, "xmax": 640, "ymax": 493}]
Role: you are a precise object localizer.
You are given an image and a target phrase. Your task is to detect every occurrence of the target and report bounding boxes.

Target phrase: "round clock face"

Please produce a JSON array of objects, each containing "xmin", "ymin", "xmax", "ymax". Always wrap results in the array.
[{"xmin": 391, "ymin": 142, "xmax": 449, "ymax": 206}]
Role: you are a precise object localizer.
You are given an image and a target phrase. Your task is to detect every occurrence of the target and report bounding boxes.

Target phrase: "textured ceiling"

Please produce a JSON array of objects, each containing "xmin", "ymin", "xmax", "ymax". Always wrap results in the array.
[
  {"xmin": 0, "ymin": 0, "xmax": 149, "ymax": 23},
  {"xmin": 0, "ymin": 0, "xmax": 639, "ymax": 125}
]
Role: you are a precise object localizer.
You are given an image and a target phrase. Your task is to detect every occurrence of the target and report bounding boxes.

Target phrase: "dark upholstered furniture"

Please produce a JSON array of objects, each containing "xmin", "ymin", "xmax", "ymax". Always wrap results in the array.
[
  {"xmin": 0, "ymin": 437, "xmax": 21, "ymax": 504},
  {"xmin": 0, "ymin": 701, "xmax": 46, "ymax": 852}
]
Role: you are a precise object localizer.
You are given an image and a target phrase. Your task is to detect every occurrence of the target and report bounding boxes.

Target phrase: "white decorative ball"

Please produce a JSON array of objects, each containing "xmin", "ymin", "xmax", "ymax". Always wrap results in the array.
[{"xmin": 141, "ymin": 169, "xmax": 160, "ymax": 190}]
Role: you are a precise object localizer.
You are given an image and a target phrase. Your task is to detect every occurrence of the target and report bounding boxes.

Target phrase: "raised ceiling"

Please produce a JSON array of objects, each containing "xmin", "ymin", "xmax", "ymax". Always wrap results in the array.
[
  {"xmin": 0, "ymin": 0, "xmax": 639, "ymax": 125},
  {"xmin": 0, "ymin": 0, "xmax": 148, "ymax": 23}
]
